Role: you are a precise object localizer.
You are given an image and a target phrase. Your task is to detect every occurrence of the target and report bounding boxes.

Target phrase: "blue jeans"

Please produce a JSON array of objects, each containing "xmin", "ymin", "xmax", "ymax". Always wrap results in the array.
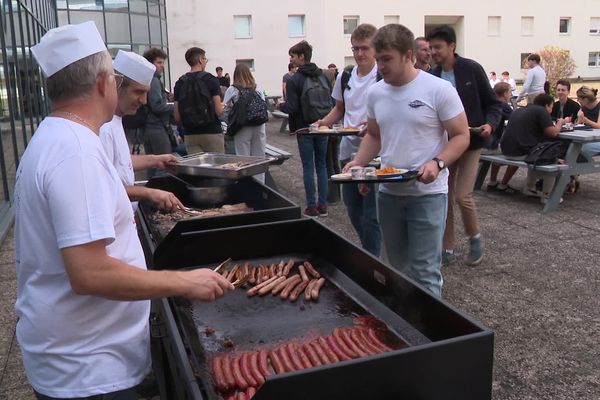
[
  {"xmin": 581, "ymin": 142, "xmax": 600, "ymax": 160},
  {"xmin": 297, "ymin": 135, "xmax": 328, "ymax": 208},
  {"xmin": 377, "ymin": 192, "xmax": 448, "ymax": 297}
]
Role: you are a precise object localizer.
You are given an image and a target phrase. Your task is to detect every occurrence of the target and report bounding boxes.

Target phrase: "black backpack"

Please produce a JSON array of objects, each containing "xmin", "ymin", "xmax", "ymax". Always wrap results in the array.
[
  {"xmin": 122, "ymin": 104, "xmax": 148, "ymax": 129},
  {"xmin": 226, "ymin": 86, "xmax": 269, "ymax": 136},
  {"xmin": 524, "ymin": 141, "xmax": 569, "ymax": 165},
  {"xmin": 177, "ymin": 72, "xmax": 216, "ymax": 131},
  {"xmin": 300, "ymin": 74, "xmax": 334, "ymax": 124}
]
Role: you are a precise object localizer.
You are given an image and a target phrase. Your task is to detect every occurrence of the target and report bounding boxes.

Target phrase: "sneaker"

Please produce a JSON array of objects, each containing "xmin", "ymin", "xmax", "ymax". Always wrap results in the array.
[
  {"xmin": 303, "ymin": 207, "xmax": 319, "ymax": 217},
  {"xmin": 466, "ymin": 237, "xmax": 484, "ymax": 266},
  {"xmin": 442, "ymin": 251, "xmax": 457, "ymax": 266},
  {"xmin": 317, "ymin": 204, "xmax": 328, "ymax": 217}
]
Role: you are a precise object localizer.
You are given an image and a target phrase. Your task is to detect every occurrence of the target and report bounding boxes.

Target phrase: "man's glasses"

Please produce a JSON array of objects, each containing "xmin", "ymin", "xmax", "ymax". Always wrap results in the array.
[
  {"xmin": 112, "ymin": 73, "xmax": 125, "ymax": 90},
  {"xmin": 351, "ymin": 46, "xmax": 371, "ymax": 53}
]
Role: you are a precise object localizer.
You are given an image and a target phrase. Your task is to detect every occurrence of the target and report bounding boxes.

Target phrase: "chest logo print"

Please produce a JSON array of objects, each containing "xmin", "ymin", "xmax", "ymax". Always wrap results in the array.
[{"xmin": 409, "ymin": 100, "xmax": 426, "ymax": 108}]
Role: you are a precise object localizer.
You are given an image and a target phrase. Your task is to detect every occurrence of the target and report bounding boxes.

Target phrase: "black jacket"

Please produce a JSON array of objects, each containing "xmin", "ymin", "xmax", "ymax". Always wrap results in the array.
[
  {"xmin": 279, "ymin": 63, "xmax": 332, "ymax": 132},
  {"xmin": 551, "ymin": 98, "xmax": 580, "ymax": 121},
  {"xmin": 432, "ymin": 55, "xmax": 503, "ymax": 150}
]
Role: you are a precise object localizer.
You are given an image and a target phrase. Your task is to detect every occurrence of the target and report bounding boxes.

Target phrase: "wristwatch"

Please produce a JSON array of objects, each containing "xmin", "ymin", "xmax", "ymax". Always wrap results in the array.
[{"xmin": 433, "ymin": 157, "xmax": 446, "ymax": 170}]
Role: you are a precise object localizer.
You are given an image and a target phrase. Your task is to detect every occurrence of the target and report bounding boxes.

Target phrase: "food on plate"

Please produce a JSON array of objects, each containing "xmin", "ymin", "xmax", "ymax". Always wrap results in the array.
[
  {"xmin": 339, "ymin": 126, "xmax": 359, "ymax": 132},
  {"xmin": 318, "ymin": 125, "xmax": 330, "ymax": 131}
]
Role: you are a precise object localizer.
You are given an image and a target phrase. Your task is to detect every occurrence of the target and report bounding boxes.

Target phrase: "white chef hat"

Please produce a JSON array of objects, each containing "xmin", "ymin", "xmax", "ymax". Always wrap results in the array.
[
  {"xmin": 31, "ymin": 21, "xmax": 106, "ymax": 77},
  {"xmin": 113, "ymin": 50, "xmax": 156, "ymax": 87}
]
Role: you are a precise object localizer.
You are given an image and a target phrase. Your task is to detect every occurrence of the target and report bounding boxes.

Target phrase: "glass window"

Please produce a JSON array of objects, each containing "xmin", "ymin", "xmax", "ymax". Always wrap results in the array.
[
  {"xmin": 56, "ymin": 0, "xmax": 67, "ymax": 8},
  {"xmin": 105, "ymin": 12, "xmax": 130, "ymax": 43},
  {"xmin": 234, "ymin": 15, "xmax": 252, "ymax": 39},
  {"xmin": 149, "ymin": 16, "xmax": 161, "ymax": 45},
  {"xmin": 129, "ymin": 0, "xmax": 148, "ymax": 13},
  {"xmin": 68, "ymin": 11, "xmax": 105, "ymax": 40},
  {"xmin": 131, "ymin": 14, "xmax": 149, "ymax": 43},
  {"xmin": 521, "ymin": 16, "xmax": 534, "ymax": 36},
  {"xmin": 288, "ymin": 15, "xmax": 305, "ymax": 37},
  {"xmin": 104, "ymin": 0, "xmax": 128, "ymax": 12},
  {"xmin": 343, "ymin": 16, "xmax": 359, "ymax": 35},
  {"xmin": 148, "ymin": 0, "xmax": 160, "ymax": 16},
  {"xmin": 58, "ymin": 10, "xmax": 69, "ymax": 25},
  {"xmin": 236, "ymin": 59, "xmax": 255, "ymax": 71},
  {"xmin": 161, "ymin": 20, "xmax": 168, "ymax": 45},
  {"xmin": 383, "ymin": 15, "xmax": 399, "ymax": 25},
  {"xmin": 68, "ymin": 0, "xmax": 102, "ymax": 10},
  {"xmin": 107, "ymin": 44, "xmax": 131, "ymax": 58},
  {"xmin": 590, "ymin": 17, "xmax": 600, "ymax": 34},
  {"xmin": 589, "ymin": 52, "xmax": 600, "ymax": 67},
  {"xmin": 488, "ymin": 16, "xmax": 501, "ymax": 36},
  {"xmin": 559, "ymin": 17, "xmax": 571, "ymax": 34}
]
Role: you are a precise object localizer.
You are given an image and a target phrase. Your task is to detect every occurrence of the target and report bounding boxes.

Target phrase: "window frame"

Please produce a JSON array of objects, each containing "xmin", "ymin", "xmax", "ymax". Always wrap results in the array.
[
  {"xmin": 343, "ymin": 15, "xmax": 360, "ymax": 35},
  {"xmin": 288, "ymin": 14, "xmax": 306, "ymax": 38},
  {"xmin": 521, "ymin": 16, "xmax": 534, "ymax": 36},
  {"xmin": 559, "ymin": 17, "xmax": 571, "ymax": 35},
  {"xmin": 588, "ymin": 52, "xmax": 600, "ymax": 67},
  {"xmin": 233, "ymin": 15, "xmax": 253, "ymax": 39},
  {"xmin": 235, "ymin": 58, "xmax": 255, "ymax": 71},
  {"xmin": 488, "ymin": 16, "xmax": 501, "ymax": 36}
]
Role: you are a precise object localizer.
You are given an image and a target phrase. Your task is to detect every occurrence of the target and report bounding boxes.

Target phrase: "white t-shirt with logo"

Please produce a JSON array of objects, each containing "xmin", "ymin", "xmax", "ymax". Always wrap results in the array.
[
  {"xmin": 332, "ymin": 64, "xmax": 379, "ymax": 160},
  {"xmin": 367, "ymin": 71, "xmax": 464, "ymax": 196},
  {"xmin": 14, "ymin": 117, "xmax": 150, "ymax": 398}
]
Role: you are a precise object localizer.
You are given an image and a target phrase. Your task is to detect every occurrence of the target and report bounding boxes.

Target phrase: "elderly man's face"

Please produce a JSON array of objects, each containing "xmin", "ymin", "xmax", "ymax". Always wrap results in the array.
[{"xmin": 118, "ymin": 80, "xmax": 150, "ymax": 116}]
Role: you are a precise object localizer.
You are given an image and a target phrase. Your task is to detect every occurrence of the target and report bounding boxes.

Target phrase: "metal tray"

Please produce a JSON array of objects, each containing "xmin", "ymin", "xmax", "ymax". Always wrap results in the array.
[
  {"xmin": 170, "ymin": 153, "xmax": 276, "ymax": 179},
  {"xmin": 330, "ymin": 170, "xmax": 420, "ymax": 184},
  {"xmin": 294, "ymin": 127, "xmax": 360, "ymax": 137}
]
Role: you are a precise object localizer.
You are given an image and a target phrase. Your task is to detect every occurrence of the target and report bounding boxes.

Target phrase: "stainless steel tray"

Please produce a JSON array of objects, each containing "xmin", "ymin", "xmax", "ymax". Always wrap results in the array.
[{"xmin": 169, "ymin": 153, "xmax": 275, "ymax": 179}]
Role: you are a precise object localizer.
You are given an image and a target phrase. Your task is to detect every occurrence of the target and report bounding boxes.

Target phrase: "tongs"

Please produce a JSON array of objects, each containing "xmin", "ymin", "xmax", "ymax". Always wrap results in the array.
[
  {"xmin": 178, "ymin": 205, "xmax": 202, "ymax": 215},
  {"xmin": 213, "ymin": 258, "xmax": 249, "ymax": 288}
]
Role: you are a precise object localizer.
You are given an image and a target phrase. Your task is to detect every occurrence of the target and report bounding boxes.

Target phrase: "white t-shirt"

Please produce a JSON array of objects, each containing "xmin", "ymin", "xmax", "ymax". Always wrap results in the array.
[
  {"xmin": 331, "ymin": 65, "xmax": 379, "ymax": 160},
  {"xmin": 14, "ymin": 117, "xmax": 150, "ymax": 398},
  {"xmin": 366, "ymin": 71, "xmax": 464, "ymax": 196},
  {"xmin": 100, "ymin": 116, "xmax": 135, "ymax": 187}
]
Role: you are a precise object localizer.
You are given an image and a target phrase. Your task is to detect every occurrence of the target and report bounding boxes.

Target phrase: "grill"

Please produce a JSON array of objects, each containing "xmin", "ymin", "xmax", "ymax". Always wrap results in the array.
[{"xmin": 147, "ymin": 219, "xmax": 494, "ymax": 400}]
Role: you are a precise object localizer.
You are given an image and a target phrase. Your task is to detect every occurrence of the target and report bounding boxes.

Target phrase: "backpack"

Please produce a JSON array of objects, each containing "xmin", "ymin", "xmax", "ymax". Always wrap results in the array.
[
  {"xmin": 340, "ymin": 65, "xmax": 383, "ymax": 100},
  {"xmin": 122, "ymin": 104, "xmax": 148, "ymax": 129},
  {"xmin": 177, "ymin": 72, "xmax": 216, "ymax": 131},
  {"xmin": 300, "ymin": 74, "xmax": 334, "ymax": 124},
  {"xmin": 524, "ymin": 141, "xmax": 569, "ymax": 165},
  {"xmin": 226, "ymin": 86, "xmax": 269, "ymax": 136}
]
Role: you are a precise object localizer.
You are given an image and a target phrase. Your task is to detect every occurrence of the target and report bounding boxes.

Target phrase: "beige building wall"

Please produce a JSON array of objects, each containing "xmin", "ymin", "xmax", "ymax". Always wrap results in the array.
[{"xmin": 165, "ymin": 0, "xmax": 600, "ymax": 94}]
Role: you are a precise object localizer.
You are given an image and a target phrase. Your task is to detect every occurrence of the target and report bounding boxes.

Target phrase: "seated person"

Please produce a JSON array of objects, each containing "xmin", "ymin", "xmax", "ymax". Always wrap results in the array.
[
  {"xmin": 578, "ymin": 86, "xmax": 600, "ymax": 158},
  {"xmin": 498, "ymin": 94, "xmax": 567, "ymax": 203},
  {"xmin": 485, "ymin": 82, "xmax": 514, "ymax": 190},
  {"xmin": 551, "ymin": 80, "xmax": 580, "ymax": 121}
]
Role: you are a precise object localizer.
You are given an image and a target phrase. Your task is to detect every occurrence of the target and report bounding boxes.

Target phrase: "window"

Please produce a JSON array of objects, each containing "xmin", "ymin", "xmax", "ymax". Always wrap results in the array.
[
  {"xmin": 236, "ymin": 59, "xmax": 255, "ymax": 71},
  {"xmin": 488, "ymin": 16, "xmax": 501, "ymax": 36},
  {"xmin": 559, "ymin": 17, "xmax": 571, "ymax": 34},
  {"xmin": 590, "ymin": 17, "xmax": 600, "ymax": 34},
  {"xmin": 589, "ymin": 52, "xmax": 600, "ymax": 67},
  {"xmin": 234, "ymin": 15, "xmax": 252, "ymax": 39},
  {"xmin": 288, "ymin": 15, "xmax": 305, "ymax": 37},
  {"xmin": 343, "ymin": 16, "xmax": 359, "ymax": 35},
  {"xmin": 105, "ymin": 12, "xmax": 130, "ymax": 43},
  {"xmin": 383, "ymin": 15, "xmax": 399, "ymax": 25},
  {"xmin": 67, "ymin": 0, "xmax": 102, "ymax": 10},
  {"xmin": 521, "ymin": 16, "xmax": 534, "ymax": 36}
]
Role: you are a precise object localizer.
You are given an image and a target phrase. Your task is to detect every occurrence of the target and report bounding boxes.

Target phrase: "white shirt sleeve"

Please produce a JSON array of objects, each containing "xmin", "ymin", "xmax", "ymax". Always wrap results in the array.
[{"xmin": 436, "ymin": 82, "xmax": 465, "ymax": 122}]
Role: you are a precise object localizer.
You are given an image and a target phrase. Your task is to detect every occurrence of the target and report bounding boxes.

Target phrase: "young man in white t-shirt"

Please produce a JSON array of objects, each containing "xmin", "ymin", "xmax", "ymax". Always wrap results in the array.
[
  {"xmin": 345, "ymin": 24, "xmax": 469, "ymax": 296},
  {"xmin": 318, "ymin": 23, "xmax": 381, "ymax": 257}
]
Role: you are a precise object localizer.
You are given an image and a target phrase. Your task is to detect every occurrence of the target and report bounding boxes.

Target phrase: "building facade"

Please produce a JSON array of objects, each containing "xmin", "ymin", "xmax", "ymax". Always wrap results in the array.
[{"xmin": 165, "ymin": 0, "xmax": 600, "ymax": 95}]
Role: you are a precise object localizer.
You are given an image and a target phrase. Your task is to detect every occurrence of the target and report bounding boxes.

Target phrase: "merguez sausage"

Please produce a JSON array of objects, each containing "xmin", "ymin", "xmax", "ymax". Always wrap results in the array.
[
  {"xmin": 272, "ymin": 274, "xmax": 300, "ymax": 296},
  {"xmin": 285, "ymin": 344, "xmax": 305, "ymax": 370},
  {"xmin": 247, "ymin": 275, "xmax": 280, "ymax": 297},
  {"xmin": 310, "ymin": 340, "xmax": 331, "ymax": 364},
  {"xmin": 221, "ymin": 355, "xmax": 237, "ymax": 391},
  {"xmin": 211, "ymin": 356, "xmax": 230, "ymax": 393},
  {"xmin": 248, "ymin": 351, "xmax": 265, "ymax": 386},
  {"xmin": 332, "ymin": 328, "xmax": 357, "ymax": 358},
  {"xmin": 289, "ymin": 280, "xmax": 310, "ymax": 302},
  {"xmin": 356, "ymin": 328, "xmax": 383, "ymax": 355},
  {"xmin": 258, "ymin": 350, "xmax": 271, "ymax": 377},
  {"xmin": 231, "ymin": 355, "xmax": 249, "ymax": 390},
  {"xmin": 340, "ymin": 328, "xmax": 368, "ymax": 357},
  {"xmin": 236, "ymin": 391, "xmax": 247, "ymax": 400},
  {"xmin": 298, "ymin": 264, "xmax": 309, "ymax": 282},
  {"xmin": 302, "ymin": 343, "xmax": 322, "ymax": 367},
  {"xmin": 240, "ymin": 352, "xmax": 258, "ymax": 387},
  {"xmin": 318, "ymin": 337, "xmax": 341, "ymax": 363},
  {"xmin": 246, "ymin": 386, "xmax": 256, "ymax": 399},
  {"xmin": 303, "ymin": 261, "xmax": 321, "ymax": 278},
  {"xmin": 349, "ymin": 328, "xmax": 377, "ymax": 356},
  {"xmin": 268, "ymin": 350, "xmax": 285, "ymax": 374},
  {"xmin": 365, "ymin": 328, "xmax": 393, "ymax": 352},
  {"xmin": 294, "ymin": 343, "xmax": 313, "ymax": 368},
  {"xmin": 258, "ymin": 276, "xmax": 286, "ymax": 296},
  {"xmin": 311, "ymin": 277, "xmax": 326, "ymax": 300},
  {"xmin": 277, "ymin": 346, "xmax": 295, "ymax": 372},
  {"xmin": 282, "ymin": 259, "xmax": 294, "ymax": 276},
  {"xmin": 280, "ymin": 276, "xmax": 302, "ymax": 299},
  {"xmin": 325, "ymin": 336, "xmax": 351, "ymax": 361},
  {"xmin": 249, "ymin": 266, "xmax": 257, "ymax": 284}
]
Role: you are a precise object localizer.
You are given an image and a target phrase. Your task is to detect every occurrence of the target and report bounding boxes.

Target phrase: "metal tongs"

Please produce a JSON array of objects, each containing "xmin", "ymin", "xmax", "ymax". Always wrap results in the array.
[
  {"xmin": 213, "ymin": 258, "xmax": 249, "ymax": 288},
  {"xmin": 178, "ymin": 205, "xmax": 202, "ymax": 215}
]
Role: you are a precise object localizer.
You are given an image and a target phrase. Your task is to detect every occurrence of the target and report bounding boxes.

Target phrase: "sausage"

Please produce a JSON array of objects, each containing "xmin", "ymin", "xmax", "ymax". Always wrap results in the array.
[
  {"xmin": 277, "ymin": 346, "xmax": 295, "ymax": 372},
  {"xmin": 276, "ymin": 260, "xmax": 285, "ymax": 276},
  {"xmin": 249, "ymin": 266, "xmax": 257, "ymax": 284},
  {"xmin": 272, "ymin": 274, "xmax": 300, "ymax": 296},
  {"xmin": 340, "ymin": 328, "xmax": 368, "ymax": 357},
  {"xmin": 325, "ymin": 336, "xmax": 351, "ymax": 361},
  {"xmin": 332, "ymin": 328, "xmax": 357, "ymax": 358},
  {"xmin": 255, "ymin": 265, "xmax": 264, "ymax": 283},
  {"xmin": 355, "ymin": 328, "xmax": 382, "ymax": 354},
  {"xmin": 318, "ymin": 337, "xmax": 341, "ymax": 363},
  {"xmin": 304, "ymin": 279, "xmax": 318, "ymax": 301},
  {"xmin": 268, "ymin": 264, "xmax": 276, "ymax": 279},
  {"xmin": 288, "ymin": 280, "xmax": 310, "ymax": 302},
  {"xmin": 240, "ymin": 352, "xmax": 258, "ymax": 387},
  {"xmin": 246, "ymin": 386, "xmax": 256, "ymax": 399},
  {"xmin": 221, "ymin": 355, "xmax": 237, "ymax": 391},
  {"xmin": 303, "ymin": 261, "xmax": 321, "ymax": 278},
  {"xmin": 258, "ymin": 276, "xmax": 286, "ymax": 296},
  {"xmin": 349, "ymin": 328, "xmax": 377, "ymax": 355},
  {"xmin": 211, "ymin": 356, "xmax": 230, "ymax": 393},
  {"xmin": 294, "ymin": 343, "xmax": 313, "ymax": 369},
  {"xmin": 280, "ymin": 276, "xmax": 303, "ymax": 299},
  {"xmin": 365, "ymin": 328, "xmax": 393, "ymax": 352},
  {"xmin": 227, "ymin": 264, "xmax": 240, "ymax": 282},
  {"xmin": 226, "ymin": 394, "xmax": 236, "ymax": 400},
  {"xmin": 236, "ymin": 391, "xmax": 247, "ymax": 400},
  {"xmin": 282, "ymin": 259, "xmax": 294, "ymax": 276},
  {"xmin": 298, "ymin": 264, "xmax": 309, "ymax": 282},
  {"xmin": 231, "ymin": 355, "xmax": 249, "ymax": 390},
  {"xmin": 248, "ymin": 351, "xmax": 265, "ymax": 386},
  {"xmin": 302, "ymin": 343, "xmax": 322, "ymax": 367},
  {"xmin": 268, "ymin": 350, "xmax": 285, "ymax": 374},
  {"xmin": 285, "ymin": 344, "xmax": 305, "ymax": 370},
  {"xmin": 242, "ymin": 262, "xmax": 249, "ymax": 280},
  {"xmin": 247, "ymin": 275, "xmax": 280, "ymax": 297},
  {"xmin": 309, "ymin": 340, "xmax": 331, "ymax": 364},
  {"xmin": 258, "ymin": 350, "xmax": 271, "ymax": 377},
  {"xmin": 311, "ymin": 277, "xmax": 326, "ymax": 300}
]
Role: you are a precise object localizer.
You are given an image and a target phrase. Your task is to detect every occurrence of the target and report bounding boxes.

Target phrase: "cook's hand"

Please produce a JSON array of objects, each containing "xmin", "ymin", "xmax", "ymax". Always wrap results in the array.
[
  {"xmin": 478, "ymin": 124, "xmax": 493, "ymax": 138},
  {"xmin": 357, "ymin": 120, "xmax": 368, "ymax": 137},
  {"xmin": 148, "ymin": 188, "xmax": 184, "ymax": 212},
  {"xmin": 358, "ymin": 183, "xmax": 371, "ymax": 196},
  {"xmin": 417, "ymin": 160, "xmax": 440, "ymax": 184},
  {"xmin": 154, "ymin": 154, "xmax": 179, "ymax": 173},
  {"xmin": 342, "ymin": 159, "xmax": 361, "ymax": 173},
  {"xmin": 178, "ymin": 269, "xmax": 234, "ymax": 301}
]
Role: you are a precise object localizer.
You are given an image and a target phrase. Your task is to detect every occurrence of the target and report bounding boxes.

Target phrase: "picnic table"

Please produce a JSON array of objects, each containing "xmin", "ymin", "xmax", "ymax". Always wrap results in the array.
[{"xmin": 477, "ymin": 128, "xmax": 600, "ymax": 213}]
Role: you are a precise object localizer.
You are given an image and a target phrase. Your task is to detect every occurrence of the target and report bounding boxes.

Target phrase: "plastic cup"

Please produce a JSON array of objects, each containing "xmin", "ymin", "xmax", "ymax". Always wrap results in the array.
[
  {"xmin": 350, "ymin": 166, "xmax": 364, "ymax": 179},
  {"xmin": 332, "ymin": 123, "xmax": 343, "ymax": 132}
]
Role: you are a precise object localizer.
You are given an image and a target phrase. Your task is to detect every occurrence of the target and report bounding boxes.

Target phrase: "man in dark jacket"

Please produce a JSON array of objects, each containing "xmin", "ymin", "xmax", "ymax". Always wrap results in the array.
[
  {"xmin": 276, "ymin": 40, "xmax": 334, "ymax": 217},
  {"xmin": 428, "ymin": 25, "xmax": 502, "ymax": 267}
]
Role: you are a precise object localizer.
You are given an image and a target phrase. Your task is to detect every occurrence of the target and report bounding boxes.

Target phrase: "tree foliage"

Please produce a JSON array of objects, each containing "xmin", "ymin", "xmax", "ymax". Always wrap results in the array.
[{"xmin": 523, "ymin": 46, "xmax": 577, "ymax": 88}]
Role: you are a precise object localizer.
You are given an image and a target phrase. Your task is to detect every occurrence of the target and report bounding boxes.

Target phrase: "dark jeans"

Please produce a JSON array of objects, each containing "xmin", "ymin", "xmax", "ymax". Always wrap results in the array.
[
  {"xmin": 34, "ymin": 388, "xmax": 138, "ymax": 400},
  {"xmin": 326, "ymin": 137, "xmax": 341, "ymax": 203},
  {"xmin": 296, "ymin": 134, "xmax": 328, "ymax": 208}
]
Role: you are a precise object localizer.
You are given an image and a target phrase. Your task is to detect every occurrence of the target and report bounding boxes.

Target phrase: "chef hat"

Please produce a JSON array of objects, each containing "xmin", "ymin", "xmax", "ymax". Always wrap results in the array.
[
  {"xmin": 113, "ymin": 50, "xmax": 156, "ymax": 87},
  {"xmin": 31, "ymin": 21, "xmax": 106, "ymax": 77}
]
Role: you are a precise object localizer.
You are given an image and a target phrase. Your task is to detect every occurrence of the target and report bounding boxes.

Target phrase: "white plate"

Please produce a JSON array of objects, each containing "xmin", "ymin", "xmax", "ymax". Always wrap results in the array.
[{"xmin": 331, "ymin": 172, "xmax": 353, "ymax": 180}]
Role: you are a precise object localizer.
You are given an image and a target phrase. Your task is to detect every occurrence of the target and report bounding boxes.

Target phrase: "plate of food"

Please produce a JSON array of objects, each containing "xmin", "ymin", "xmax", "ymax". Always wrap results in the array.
[
  {"xmin": 330, "ymin": 172, "xmax": 353, "ymax": 180},
  {"xmin": 366, "ymin": 167, "xmax": 409, "ymax": 178}
]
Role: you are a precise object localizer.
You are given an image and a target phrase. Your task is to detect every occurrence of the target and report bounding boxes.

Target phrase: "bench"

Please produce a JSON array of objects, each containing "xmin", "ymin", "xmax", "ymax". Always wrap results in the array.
[
  {"xmin": 264, "ymin": 143, "xmax": 292, "ymax": 190},
  {"xmin": 475, "ymin": 154, "xmax": 569, "ymax": 190},
  {"xmin": 270, "ymin": 111, "xmax": 289, "ymax": 133}
]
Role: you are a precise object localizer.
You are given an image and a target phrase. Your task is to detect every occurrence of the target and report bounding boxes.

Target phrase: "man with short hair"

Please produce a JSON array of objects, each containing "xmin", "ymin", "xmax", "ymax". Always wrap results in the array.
[
  {"xmin": 16, "ymin": 21, "xmax": 232, "ymax": 399},
  {"xmin": 428, "ymin": 25, "xmax": 502, "ymax": 267},
  {"xmin": 100, "ymin": 50, "xmax": 183, "ymax": 212},
  {"xmin": 501, "ymin": 71, "xmax": 518, "ymax": 97},
  {"xmin": 346, "ymin": 24, "xmax": 470, "ymax": 296},
  {"xmin": 319, "ymin": 23, "xmax": 381, "ymax": 256},
  {"xmin": 215, "ymin": 66, "xmax": 230, "ymax": 87},
  {"xmin": 276, "ymin": 40, "xmax": 334, "ymax": 217},
  {"xmin": 518, "ymin": 53, "xmax": 546, "ymax": 104},
  {"xmin": 488, "ymin": 71, "xmax": 501, "ymax": 87},
  {"xmin": 414, "ymin": 36, "xmax": 432, "ymax": 72},
  {"xmin": 551, "ymin": 79, "xmax": 580, "ymax": 121},
  {"xmin": 142, "ymin": 47, "xmax": 174, "ymax": 162},
  {"xmin": 174, "ymin": 47, "xmax": 225, "ymax": 153},
  {"xmin": 282, "ymin": 62, "xmax": 297, "ymax": 101}
]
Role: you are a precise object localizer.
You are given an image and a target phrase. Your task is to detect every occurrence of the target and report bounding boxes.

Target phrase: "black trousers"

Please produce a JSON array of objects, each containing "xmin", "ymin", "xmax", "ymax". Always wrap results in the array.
[{"xmin": 34, "ymin": 388, "xmax": 138, "ymax": 400}]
